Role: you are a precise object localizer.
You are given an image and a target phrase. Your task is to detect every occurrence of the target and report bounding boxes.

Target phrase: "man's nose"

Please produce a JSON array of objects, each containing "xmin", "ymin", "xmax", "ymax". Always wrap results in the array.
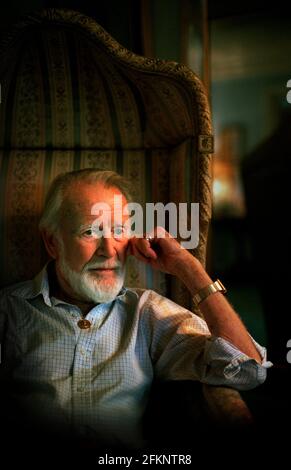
[{"xmin": 96, "ymin": 235, "xmax": 116, "ymax": 258}]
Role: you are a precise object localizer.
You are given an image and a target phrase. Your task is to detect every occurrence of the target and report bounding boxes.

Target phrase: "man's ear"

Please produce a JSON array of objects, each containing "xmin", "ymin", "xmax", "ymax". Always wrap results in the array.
[{"xmin": 41, "ymin": 229, "xmax": 60, "ymax": 259}]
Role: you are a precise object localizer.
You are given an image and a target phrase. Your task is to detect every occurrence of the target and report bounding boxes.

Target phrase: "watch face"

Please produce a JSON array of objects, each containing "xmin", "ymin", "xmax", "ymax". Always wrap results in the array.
[
  {"xmin": 193, "ymin": 280, "xmax": 227, "ymax": 307},
  {"xmin": 216, "ymin": 279, "xmax": 227, "ymax": 293}
]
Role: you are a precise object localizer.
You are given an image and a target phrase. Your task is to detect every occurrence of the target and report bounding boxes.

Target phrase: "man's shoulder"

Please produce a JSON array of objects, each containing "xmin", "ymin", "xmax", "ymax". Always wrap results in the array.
[
  {"xmin": 124, "ymin": 287, "xmax": 188, "ymax": 312},
  {"xmin": 0, "ymin": 279, "xmax": 35, "ymax": 303}
]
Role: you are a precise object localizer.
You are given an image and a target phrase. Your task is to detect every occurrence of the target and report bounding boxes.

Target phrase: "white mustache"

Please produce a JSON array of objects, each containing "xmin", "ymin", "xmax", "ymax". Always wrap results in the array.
[{"xmin": 85, "ymin": 261, "xmax": 122, "ymax": 270}]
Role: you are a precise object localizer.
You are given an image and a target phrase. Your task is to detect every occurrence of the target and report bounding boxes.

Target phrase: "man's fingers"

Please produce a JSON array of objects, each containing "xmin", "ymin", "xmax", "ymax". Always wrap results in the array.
[
  {"xmin": 130, "ymin": 237, "xmax": 158, "ymax": 261},
  {"xmin": 142, "ymin": 238, "xmax": 158, "ymax": 259},
  {"xmin": 131, "ymin": 243, "xmax": 151, "ymax": 264}
]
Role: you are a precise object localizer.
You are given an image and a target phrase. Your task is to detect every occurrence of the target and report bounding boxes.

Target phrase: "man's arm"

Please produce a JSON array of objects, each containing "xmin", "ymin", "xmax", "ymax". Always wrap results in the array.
[
  {"xmin": 130, "ymin": 228, "xmax": 262, "ymax": 364},
  {"xmin": 174, "ymin": 253, "xmax": 262, "ymax": 363}
]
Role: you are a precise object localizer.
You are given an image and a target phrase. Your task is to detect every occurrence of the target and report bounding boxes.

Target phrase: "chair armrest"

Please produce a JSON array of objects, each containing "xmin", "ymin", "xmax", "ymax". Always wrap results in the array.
[{"xmin": 202, "ymin": 384, "xmax": 253, "ymax": 427}]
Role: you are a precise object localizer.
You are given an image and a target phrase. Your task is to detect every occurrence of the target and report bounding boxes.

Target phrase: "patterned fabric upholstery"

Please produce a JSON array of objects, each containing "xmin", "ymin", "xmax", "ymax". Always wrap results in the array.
[{"xmin": 0, "ymin": 9, "xmax": 213, "ymax": 309}]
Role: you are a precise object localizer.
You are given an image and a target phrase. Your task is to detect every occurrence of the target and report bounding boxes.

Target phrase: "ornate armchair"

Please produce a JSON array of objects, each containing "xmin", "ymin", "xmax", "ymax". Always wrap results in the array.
[{"xmin": 0, "ymin": 8, "xmax": 252, "ymax": 447}]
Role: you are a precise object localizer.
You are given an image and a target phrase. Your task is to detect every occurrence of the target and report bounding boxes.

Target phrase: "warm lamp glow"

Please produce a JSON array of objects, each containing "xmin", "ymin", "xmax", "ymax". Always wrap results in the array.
[
  {"xmin": 213, "ymin": 178, "xmax": 232, "ymax": 202},
  {"xmin": 212, "ymin": 125, "xmax": 246, "ymax": 218},
  {"xmin": 212, "ymin": 161, "xmax": 246, "ymax": 218}
]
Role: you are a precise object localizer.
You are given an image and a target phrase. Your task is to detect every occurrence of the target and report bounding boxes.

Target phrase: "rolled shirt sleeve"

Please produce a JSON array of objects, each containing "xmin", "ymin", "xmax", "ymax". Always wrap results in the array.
[
  {"xmin": 200, "ymin": 335, "xmax": 272, "ymax": 390},
  {"xmin": 144, "ymin": 290, "xmax": 272, "ymax": 390}
]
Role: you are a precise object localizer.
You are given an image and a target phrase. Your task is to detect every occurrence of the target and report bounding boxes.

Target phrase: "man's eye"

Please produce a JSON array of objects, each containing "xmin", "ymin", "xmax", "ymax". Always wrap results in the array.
[
  {"xmin": 113, "ymin": 226, "xmax": 124, "ymax": 236},
  {"xmin": 83, "ymin": 229, "xmax": 94, "ymax": 237}
]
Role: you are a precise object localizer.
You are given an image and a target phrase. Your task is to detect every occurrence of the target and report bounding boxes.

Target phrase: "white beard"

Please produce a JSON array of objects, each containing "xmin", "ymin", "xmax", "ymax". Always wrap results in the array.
[{"xmin": 57, "ymin": 242, "xmax": 126, "ymax": 304}]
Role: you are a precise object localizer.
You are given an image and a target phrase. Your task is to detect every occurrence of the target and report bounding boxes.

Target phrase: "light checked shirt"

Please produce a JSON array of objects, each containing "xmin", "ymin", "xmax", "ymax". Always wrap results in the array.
[{"xmin": 0, "ymin": 263, "xmax": 271, "ymax": 449}]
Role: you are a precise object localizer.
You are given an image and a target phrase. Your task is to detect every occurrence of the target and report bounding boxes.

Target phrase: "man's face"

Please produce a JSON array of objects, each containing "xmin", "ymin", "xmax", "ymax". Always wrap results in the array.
[{"xmin": 54, "ymin": 182, "xmax": 130, "ymax": 304}]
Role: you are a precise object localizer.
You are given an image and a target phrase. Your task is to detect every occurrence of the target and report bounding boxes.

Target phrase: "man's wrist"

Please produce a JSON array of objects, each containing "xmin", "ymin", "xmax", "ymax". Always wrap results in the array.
[
  {"xmin": 173, "ymin": 251, "xmax": 201, "ymax": 278},
  {"xmin": 174, "ymin": 252, "xmax": 213, "ymax": 296},
  {"xmin": 192, "ymin": 279, "xmax": 227, "ymax": 306}
]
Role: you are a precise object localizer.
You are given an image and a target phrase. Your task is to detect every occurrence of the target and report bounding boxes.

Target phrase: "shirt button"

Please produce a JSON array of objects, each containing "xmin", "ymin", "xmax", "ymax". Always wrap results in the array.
[{"xmin": 77, "ymin": 319, "xmax": 91, "ymax": 329}]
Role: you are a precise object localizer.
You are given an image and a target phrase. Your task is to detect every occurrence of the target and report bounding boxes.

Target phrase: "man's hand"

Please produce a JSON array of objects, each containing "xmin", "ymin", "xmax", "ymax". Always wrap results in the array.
[{"xmin": 129, "ymin": 227, "xmax": 191, "ymax": 275}]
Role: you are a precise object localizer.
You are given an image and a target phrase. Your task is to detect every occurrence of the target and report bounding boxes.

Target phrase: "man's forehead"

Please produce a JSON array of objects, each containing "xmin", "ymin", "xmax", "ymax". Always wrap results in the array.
[
  {"xmin": 64, "ymin": 200, "xmax": 129, "ymax": 215},
  {"xmin": 67, "ymin": 182, "xmax": 122, "ymax": 199},
  {"xmin": 65, "ymin": 183, "xmax": 127, "ymax": 208},
  {"xmin": 62, "ymin": 191, "xmax": 130, "ymax": 225}
]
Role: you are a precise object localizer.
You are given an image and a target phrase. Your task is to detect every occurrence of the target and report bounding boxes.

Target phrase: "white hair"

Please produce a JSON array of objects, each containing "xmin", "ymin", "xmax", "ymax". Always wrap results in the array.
[{"xmin": 39, "ymin": 168, "xmax": 133, "ymax": 234}]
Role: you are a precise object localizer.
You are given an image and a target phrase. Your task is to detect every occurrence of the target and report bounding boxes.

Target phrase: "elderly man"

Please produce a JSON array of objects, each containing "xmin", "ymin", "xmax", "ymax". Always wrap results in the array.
[{"xmin": 0, "ymin": 168, "xmax": 270, "ymax": 453}]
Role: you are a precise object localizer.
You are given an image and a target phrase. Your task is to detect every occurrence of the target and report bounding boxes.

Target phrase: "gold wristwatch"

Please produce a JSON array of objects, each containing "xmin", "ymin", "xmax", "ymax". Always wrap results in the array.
[{"xmin": 192, "ymin": 279, "xmax": 227, "ymax": 307}]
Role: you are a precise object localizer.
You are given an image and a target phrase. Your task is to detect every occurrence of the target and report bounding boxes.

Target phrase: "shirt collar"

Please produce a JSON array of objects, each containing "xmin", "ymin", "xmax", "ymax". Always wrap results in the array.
[{"xmin": 25, "ymin": 261, "xmax": 53, "ymax": 307}]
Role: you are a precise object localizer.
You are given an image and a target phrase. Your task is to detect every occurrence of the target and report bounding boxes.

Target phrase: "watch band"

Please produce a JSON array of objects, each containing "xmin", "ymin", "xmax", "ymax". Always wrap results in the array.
[{"xmin": 192, "ymin": 279, "xmax": 227, "ymax": 307}]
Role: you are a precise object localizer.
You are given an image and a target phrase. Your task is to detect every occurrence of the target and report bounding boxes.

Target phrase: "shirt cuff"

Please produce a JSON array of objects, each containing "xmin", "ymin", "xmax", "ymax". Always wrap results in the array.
[
  {"xmin": 247, "ymin": 335, "xmax": 273, "ymax": 369},
  {"xmin": 203, "ymin": 335, "xmax": 272, "ymax": 390}
]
